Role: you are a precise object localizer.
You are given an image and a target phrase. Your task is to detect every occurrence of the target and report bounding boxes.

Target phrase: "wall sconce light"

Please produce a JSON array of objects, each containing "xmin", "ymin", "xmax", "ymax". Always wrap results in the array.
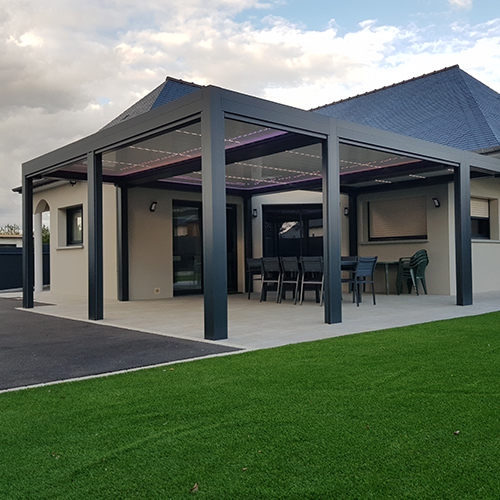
[
  {"xmin": 69, "ymin": 180, "xmax": 77, "ymax": 186},
  {"xmin": 150, "ymin": 201, "xmax": 158, "ymax": 212},
  {"xmin": 344, "ymin": 207, "xmax": 349, "ymax": 216},
  {"xmin": 432, "ymin": 198, "xmax": 440, "ymax": 208},
  {"xmin": 252, "ymin": 209, "xmax": 258, "ymax": 218}
]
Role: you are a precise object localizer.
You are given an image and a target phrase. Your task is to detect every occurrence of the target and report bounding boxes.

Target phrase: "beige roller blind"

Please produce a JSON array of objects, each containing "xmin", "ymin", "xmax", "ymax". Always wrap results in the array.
[
  {"xmin": 470, "ymin": 197, "xmax": 489, "ymax": 218},
  {"xmin": 369, "ymin": 197, "xmax": 427, "ymax": 240}
]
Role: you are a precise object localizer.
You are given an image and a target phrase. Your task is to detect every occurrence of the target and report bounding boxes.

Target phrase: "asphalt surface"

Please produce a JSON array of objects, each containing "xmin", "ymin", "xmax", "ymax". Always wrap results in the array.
[{"xmin": 0, "ymin": 297, "xmax": 240, "ymax": 391}]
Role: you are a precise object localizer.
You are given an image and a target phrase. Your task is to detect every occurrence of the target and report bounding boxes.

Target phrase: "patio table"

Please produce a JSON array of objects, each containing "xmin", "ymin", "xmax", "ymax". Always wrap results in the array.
[{"xmin": 377, "ymin": 261, "xmax": 399, "ymax": 295}]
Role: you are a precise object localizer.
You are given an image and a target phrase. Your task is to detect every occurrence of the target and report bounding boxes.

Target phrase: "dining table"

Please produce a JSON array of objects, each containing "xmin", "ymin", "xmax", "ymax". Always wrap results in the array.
[{"xmin": 377, "ymin": 261, "xmax": 399, "ymax": 294}]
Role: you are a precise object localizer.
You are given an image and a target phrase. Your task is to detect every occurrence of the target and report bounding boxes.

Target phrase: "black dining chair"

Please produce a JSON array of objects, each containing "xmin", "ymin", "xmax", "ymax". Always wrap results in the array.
[
  {"xmin": 349, "ymin": 256, "xmax": 378, "ymax": 306},
  {"xmin": 341, "ymin": 256, "xmax": 358, "ymax": 294},
  {"xmin": 279, "ymin": 257, "xmax": 301, "ymax": 304},
  {"xmin": 246, "ymin": 258, "xmax": 262, "ymax": 299},
  {"xmin": 260, "ymin": 257, "xmax": 282, "ymax": 303},
  {"xmin": 299, "ymin": 256, "xmax": 324, "ymax": 306}
]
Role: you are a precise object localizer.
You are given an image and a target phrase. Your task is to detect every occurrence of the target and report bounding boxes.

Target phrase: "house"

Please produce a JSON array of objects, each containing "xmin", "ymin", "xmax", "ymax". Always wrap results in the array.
[
  {"xmin": 312, "ymin": 65, "xmax": 500, "ymax": 295},
  {"xmin": 0, "ymin": 234, "xmax": 23, "ymax": 248},
  {"xmin": 18, "ymin": 67, "xmax": 500, "ymax": 340}
]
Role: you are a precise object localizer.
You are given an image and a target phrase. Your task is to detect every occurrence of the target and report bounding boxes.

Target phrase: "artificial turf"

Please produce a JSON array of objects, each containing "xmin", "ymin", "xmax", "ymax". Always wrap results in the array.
[{"xmin": 1, "ymin": 312, "xmax": 499, "ymax": 499}]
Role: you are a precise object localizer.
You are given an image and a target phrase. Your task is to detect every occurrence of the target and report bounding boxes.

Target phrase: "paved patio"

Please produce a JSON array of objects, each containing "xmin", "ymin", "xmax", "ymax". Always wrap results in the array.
[{"xmin": 7, "ymin": 289, "xmax": 500, "ymax": 350}]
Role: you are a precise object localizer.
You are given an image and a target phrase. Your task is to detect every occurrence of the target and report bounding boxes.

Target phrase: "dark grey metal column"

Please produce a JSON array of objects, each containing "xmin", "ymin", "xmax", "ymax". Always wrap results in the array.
[
  {"xmin": 322, "ymin": 125, "xmax": 342, "ymax": 324},
  {"xmin": 454, "ymin": 158, "xmax": 472, "ymax": 305},
  {"xmin": 116, "ymin": 185, "xmax": 129, "ymax": 302},
  {"xmin": 88, "ymin": 151, "xmax": 104, "ymax": 320},
  {"xmin": 348, "ymin": 192, "xmax": 358, "ymax": 257},
  {"xmin": 243, "ymin": 196, "xmax": 253, "ymax": 293},
  {"xmin": 201, "ymin": 88, "xmax": 228, "ymax": 340},
  {"xmin": 22, "ymin": 175, "xmax": 34, "ymax": 309}
]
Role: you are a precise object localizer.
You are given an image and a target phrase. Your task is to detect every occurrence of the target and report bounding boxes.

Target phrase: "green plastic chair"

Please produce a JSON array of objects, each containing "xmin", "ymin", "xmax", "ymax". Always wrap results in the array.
[{"xmin": 396, "ymin": 249, "xmax": 429, "ymax": 295}]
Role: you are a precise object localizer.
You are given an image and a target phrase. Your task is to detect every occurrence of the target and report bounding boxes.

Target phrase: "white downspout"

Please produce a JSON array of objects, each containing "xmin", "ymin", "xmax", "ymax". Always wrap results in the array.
[{"xmin": 34, "ymin": 212, "xmax": 43, "ymax": 293}]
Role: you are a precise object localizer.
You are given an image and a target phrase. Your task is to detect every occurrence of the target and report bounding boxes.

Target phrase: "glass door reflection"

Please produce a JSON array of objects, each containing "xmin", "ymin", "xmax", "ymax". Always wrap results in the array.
[{"xmin": 173, "ymin": 201, "xmax": 202, "ymax": 294}]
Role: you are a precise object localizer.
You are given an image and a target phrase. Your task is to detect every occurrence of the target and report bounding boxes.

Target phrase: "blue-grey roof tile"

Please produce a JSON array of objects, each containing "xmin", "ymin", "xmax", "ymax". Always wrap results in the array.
[
  {"xmin": 152, "ymin": 79, "xmax": 201, "ymax": 109},
  {"xmin": 313, "ymin": 66, "xmax": 500, "ymax": 152},
  {"xmin": 101, "ymin": 77, "xmax": 201, "ymax": 130}
]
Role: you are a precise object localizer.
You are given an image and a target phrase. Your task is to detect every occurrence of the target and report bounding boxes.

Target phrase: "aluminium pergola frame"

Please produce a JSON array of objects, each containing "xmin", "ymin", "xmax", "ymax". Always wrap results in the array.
[{"xmin": 21, "ymin": 85, "xmax": 500, "ymax": 340}]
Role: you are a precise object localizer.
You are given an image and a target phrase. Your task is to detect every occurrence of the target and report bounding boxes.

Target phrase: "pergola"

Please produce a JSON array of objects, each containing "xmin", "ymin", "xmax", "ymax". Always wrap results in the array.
[{"xmin": 21, "ymin": 85, "xmax": 500, "ymax": 340}]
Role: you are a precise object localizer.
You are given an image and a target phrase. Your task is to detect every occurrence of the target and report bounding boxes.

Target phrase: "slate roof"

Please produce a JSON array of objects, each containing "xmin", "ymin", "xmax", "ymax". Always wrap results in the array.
[
  {"xmin": 313, "ymin": 65, "xmax": 500, "ymax": 153},
  {"xmin": 101, "ymin": 67, "xmax": 500, "ymax": 156},
  {"xmin": 101, "ymin": 77, "xmax": 202, "ymax": 130}
]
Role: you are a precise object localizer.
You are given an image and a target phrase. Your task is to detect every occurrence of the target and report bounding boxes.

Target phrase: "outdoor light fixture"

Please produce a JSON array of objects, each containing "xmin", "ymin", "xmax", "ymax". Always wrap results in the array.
[
  {"xmin": 432, "ymin": 198, "xmax": 440, "ymax": 208},
  {"xmin": 252, "ymin": 209, "xmax": 258, "ymax": 218},
  {"xmin": 69, "ymin": 180, "xmax": 77, "ymax": 186},
  {"xmin": 344, "ymin": 207, "xmax": 349, "ymax": 216},
  {"xmin": 150, "ymin": 201, "xmax": 158, "ymax": 212}
]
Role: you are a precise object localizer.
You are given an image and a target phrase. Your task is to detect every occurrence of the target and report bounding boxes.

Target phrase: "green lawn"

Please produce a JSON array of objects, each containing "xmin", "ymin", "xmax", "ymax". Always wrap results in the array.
[{"xmin": 1, "ymin": 313, "xmax": 500, "ymax": 499}]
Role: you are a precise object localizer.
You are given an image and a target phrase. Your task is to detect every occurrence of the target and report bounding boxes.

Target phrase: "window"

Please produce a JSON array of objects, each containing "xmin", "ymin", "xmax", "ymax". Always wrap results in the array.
[
  {"xmin": 471, "ymin": 197, "xmax": 490, "ymax": 239},
  {"xmin": 368, "ymin": 197, "xmax": 427, "ymax": 241},
  {"xmin": 262, "ymin": 204, "xmax": 323, "ymax": 258},
  {"xmin": 66, "ymin": 206, "xmax": 83, "ymax": 245}
]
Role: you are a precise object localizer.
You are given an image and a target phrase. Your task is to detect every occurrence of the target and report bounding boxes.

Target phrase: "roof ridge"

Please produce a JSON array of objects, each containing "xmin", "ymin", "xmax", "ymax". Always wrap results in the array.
[
  {"xmin": 310, "ymin": 65, "xmax": 461, "ymax": 111},
  {"xmin": 457, "ymin": 70, "xmax": 500, "ymax": 144},
  {"xmin": 165, "ymin": 76, "xmax": 203, "ymax": 89}
]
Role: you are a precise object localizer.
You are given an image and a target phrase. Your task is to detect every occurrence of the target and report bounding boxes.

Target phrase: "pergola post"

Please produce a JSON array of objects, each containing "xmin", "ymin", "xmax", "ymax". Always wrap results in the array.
[
  {"xmin": 243, "ymin": 196, "xmax": 254, "ymax": 294},
  {"xmin": 22, "ymin": 175, "xmax": 34, "ymax": 309},
  {"xmin": 88, "ymin": 151, "xmax": 104, "ymax": 320},
  {"xmin": 348, "ymin": 192, "xmax": 358, "ymax": 257},
  {"xmin": 116, "ymin": 185, "xmax": 129, "ymax": 302},
  {"xmin": 454, "ymin": 157, "xmax": 472, "ymax": 305},
  {"xmin": 322, "ymin": 124, "xmax": 342, "ymax": 324},
  {"xmin": 201, "ymin": 88, "xmax": 228, "ymax": 340}
]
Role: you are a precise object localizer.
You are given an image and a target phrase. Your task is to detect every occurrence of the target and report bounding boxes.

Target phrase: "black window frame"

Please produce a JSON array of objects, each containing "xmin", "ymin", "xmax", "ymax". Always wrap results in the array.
[
  {"xmin": 470, "ymin": 198, "xmax": 490, "ymax": 240},
  {"xmin": 66, "ymin": 206, "xmax": 83, "ymax": 246},
  {"xmin": 471, "ymin": 217, "xmax": 490, "ymax": 239}
]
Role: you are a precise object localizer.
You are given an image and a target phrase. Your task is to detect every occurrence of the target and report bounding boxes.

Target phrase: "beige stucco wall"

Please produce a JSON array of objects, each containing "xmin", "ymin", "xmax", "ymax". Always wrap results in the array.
[
  {"xmin": 356, "ymin": 184, "xmax": 452, "ymax": 295},
  {"xmin": 469, "ymin": 178, "xmax": 500, "ymax": 293},
  {"xmin": 446, "ymin": 178, "xmax": 500, "ymax": 295},
  {"xmin": 33, "ymin": 181, "xmax": 118, "ymax": 300},
  {"xmin": 251, "ymin": 188, "xmax": 454, "ymax": 295},
  {"xmin": 128, "ymin": 187, "xmax": 245, "ymax": 300},
  {"xmin": 33, "ymin": 176, "xmax": 500, "ymax": 302}
]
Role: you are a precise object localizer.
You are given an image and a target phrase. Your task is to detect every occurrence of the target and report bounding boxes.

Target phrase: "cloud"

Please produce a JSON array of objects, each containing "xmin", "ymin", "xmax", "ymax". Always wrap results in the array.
[
  {"xmin": 0, "ymin": 0, "xmax": 499, "ymax": 227},
  {"xmin": 448, "ymin": 0, "xmax": 473, "ymax": 9}
]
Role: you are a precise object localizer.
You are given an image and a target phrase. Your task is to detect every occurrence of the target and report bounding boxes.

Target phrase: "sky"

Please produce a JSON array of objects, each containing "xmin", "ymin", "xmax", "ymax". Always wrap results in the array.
[{"xmin": 1, "ymin": 0, "xmax": 500, "ymax": 227}]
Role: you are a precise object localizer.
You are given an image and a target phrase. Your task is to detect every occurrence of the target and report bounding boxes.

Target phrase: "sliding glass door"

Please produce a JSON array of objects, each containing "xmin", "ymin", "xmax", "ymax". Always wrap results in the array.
[
  {"xmin": 173, "ymin": 202, "xmax": 203, "ymax": 294},
  {"xmin": 173, "ymin": 201, "xmax": 238, "ymax": 295}
]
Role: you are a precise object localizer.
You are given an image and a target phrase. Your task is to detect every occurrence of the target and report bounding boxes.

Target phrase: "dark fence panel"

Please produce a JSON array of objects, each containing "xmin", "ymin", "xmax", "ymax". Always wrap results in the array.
[{"xmin": 0, "ymin": 244, "xmax": 50, "ymax": 290}]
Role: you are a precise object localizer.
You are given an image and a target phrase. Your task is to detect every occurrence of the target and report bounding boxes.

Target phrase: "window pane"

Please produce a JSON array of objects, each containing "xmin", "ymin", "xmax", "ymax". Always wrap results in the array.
[
  {"xmin": 67, "ymin": 207, "xmax": 83, "ymax": 245},
  {"xmin": 471, "ymin": 218, "xmax": 490, "ymax": 239}
]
